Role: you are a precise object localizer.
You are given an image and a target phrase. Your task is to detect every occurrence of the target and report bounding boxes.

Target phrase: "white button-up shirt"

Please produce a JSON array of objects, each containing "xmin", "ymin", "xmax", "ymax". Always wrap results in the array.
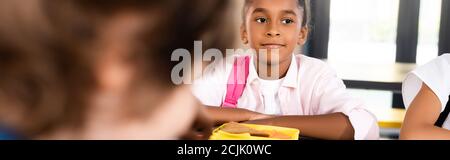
[{"xmin": 192, "ymin": 54, "xmax": 379, "ymax": 140}]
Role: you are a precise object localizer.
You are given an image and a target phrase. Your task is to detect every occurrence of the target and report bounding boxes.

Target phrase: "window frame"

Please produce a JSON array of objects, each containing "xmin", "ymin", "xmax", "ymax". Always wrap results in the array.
[{"xmin": 309, "ymin": 0, "xmax": 449, "ymax": 108}]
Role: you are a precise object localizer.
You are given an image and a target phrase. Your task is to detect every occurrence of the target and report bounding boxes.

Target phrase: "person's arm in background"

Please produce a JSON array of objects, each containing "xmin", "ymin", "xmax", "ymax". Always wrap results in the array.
[
  {"xmin": 400, "ymin": 83, "xmax": 450, "ymax": 140},
  {"xmin": 244, "ymin": 113, "xmax": 355, "ymax": 140}
]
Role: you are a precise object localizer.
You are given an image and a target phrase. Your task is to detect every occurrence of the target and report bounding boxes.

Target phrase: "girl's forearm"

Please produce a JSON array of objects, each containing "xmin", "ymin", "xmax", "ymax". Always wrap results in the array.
[
  {"xmin": 245, "ymin": 113, "xmax": 355, "ymax": 140},
  {"xmin": 205, "ymin": 107, "xmax": 260, "ymax": 125}
]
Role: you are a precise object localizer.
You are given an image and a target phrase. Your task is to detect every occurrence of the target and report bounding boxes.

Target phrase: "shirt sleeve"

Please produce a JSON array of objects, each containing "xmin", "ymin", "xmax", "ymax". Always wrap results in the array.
[
  {"xmin": 191, "ymin": 59, "xmax": 228, "ymax": 107},
  {"xmin": 311, "ymin": 65, "xmax": 380, "ymax": 140},
  {"xmin": 402, "ymin": 54, "xmax": 450, "ymax": 112}
]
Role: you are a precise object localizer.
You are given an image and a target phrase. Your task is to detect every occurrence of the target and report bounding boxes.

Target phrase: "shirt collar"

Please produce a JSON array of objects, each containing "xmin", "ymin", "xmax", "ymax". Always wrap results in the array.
[{"xmin": 247, "ymin": 54, "xmax": 299, "ymax": 89}]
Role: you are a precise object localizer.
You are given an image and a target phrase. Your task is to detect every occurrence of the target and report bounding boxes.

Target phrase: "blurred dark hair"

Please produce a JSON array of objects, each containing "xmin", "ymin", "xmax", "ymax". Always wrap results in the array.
[
  {"xmin": 0, "ymin": 0, "xmax": 234, "ymax": 137},
  {"xmin": 242, "ymin": 0, "xmax": 310, "ymax": 27}
]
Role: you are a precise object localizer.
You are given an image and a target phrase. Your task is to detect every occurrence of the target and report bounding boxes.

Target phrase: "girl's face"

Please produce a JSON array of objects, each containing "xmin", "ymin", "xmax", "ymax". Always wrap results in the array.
[{"xmin": 241, "ymin": 0, "xmax": 308, "ymax": 65}]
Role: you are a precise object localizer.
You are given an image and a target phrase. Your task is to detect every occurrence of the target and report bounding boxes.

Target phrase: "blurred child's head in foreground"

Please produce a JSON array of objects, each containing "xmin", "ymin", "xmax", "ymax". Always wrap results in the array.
[{"xmin": 0, "ymin": 0, "xmax": 234, "ymax": 139}]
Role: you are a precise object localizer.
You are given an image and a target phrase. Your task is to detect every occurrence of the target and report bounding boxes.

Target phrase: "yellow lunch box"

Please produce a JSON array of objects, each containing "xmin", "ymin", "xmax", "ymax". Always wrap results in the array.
[{"xmin": 209, "ymin": 123, "xmax": 300, "ymax": 140}]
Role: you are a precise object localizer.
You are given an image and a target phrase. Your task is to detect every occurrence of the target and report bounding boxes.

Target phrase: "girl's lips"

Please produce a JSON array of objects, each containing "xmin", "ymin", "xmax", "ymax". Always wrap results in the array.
[{"xmin": 260, "ymin": 44, "xmax": 286, "ymax": 49}]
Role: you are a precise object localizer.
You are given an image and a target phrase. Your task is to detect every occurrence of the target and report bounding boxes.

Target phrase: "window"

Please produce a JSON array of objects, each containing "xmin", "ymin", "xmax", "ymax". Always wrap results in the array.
[
  {"xmin": 309, "ymin": 0, "xmax": 449, "ymax": 111},
  {"xmin": 416, "ymin": 0, "xmax": 442, "ymax": 65},
  {"xmin": 328, "ymin": 0, "xmax": 400, "ymax": 65}
]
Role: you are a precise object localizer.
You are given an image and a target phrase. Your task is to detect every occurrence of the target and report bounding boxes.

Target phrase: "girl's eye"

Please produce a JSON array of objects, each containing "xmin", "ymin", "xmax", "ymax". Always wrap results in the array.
[
  {"xmin": 282, "ymin": 19, "xmax": 294, "ymax": 24},
  {"xmin": 256, "ymin": 17, "xmax": 268, "ymax": 23}
]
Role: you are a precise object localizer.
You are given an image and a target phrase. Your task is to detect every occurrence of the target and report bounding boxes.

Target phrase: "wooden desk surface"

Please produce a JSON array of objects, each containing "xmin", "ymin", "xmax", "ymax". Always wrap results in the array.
[{"xmin": 326, "ymin": 61, "xmax": 417, "ymax": 92}]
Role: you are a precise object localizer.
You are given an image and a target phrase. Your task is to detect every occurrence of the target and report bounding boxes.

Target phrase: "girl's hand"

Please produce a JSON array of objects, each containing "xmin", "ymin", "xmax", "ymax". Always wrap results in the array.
[{"xmin": 180, "ymin": 104, "xmax": 213, "ymax": 140}]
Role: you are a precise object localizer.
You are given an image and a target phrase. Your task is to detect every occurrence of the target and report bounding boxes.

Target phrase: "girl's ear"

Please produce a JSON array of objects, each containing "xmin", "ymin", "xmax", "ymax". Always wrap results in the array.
[
  {"xmin": 297, "ymin": 27, "xmax": 309, "ymax": 45},
  {"xmin": 240, "ymin": 24, "xmax": 249, "ymax": 44}
]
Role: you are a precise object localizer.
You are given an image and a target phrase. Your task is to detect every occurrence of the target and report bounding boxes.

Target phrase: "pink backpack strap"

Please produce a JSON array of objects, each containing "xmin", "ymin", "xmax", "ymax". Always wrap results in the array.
[{"xmin": 222, "ymin": 56, "xmax": 250, "ymax": 108}]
